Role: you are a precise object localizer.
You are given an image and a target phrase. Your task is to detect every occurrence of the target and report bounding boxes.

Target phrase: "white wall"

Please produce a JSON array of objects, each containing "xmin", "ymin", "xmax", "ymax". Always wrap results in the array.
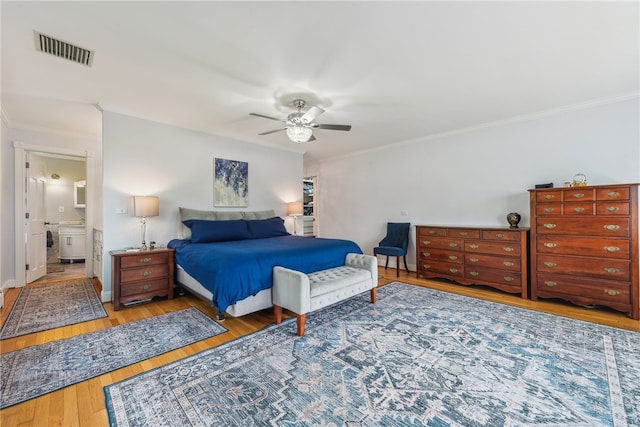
[
  {"xmin": 101, "ymin": 112, "xmax": 302, "ymax": 301},
  {"xmin": 311, "ymin": 97, "xmax": 640, "ymax": 270}
]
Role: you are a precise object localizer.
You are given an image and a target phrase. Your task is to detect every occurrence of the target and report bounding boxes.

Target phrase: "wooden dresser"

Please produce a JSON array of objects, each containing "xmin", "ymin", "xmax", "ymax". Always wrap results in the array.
[
  {"xmin": 110, "ymin": 248, "xmax": 175, "ymax": 311},
  {"xmin": 528, "ymin": 183, "xmax": 639, "ymax": 319},
  {"xmin": 416, "ymin": 225, "xmax": 529, "ymax": 298}
]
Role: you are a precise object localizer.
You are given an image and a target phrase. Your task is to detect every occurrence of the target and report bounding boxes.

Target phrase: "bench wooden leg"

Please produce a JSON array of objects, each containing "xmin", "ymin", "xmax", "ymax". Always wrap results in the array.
[
  {"xmin": 370, "ymin": 287, "xmax": 377, "ymax": 304},
  {"xmin": 274, "ymin": 305, "xmax": 283, "ymax": 324},
  {"xmin": 296, "ymin": 314, "xmax": 306, "ymax": 336}
]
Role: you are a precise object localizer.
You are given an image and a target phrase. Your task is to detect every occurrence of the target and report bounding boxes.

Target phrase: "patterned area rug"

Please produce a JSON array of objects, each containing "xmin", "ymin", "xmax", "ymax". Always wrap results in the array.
[
  {"xmin": 1, "ymin": 307, "xmax": 226, "ymax": 409},
  {"xmin": 104, "ymin": 282, "xmax": 640, "ymax": 427},
  {"xmin": 0, "ymin": 279, "xmax": 106, "ymax": 340}
]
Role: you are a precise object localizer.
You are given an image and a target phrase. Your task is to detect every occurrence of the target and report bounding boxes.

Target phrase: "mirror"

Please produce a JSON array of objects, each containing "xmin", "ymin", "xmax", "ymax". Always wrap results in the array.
[{"xmin": 74, "ymin": 180, "xmax": 86, "ymax": 208}]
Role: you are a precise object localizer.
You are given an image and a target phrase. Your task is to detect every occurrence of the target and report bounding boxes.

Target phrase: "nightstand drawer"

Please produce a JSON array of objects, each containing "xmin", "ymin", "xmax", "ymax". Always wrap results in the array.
[
  {"xmin": 120, "ymin": 278, "xmax": 171, "ymax": 297},
  {"xmin": 120, "ymin": 264, "xmax": 168, "ymax": 283},
  {"xmin": 120, "ymin": 252, "xmax": 169, "ymax": 268}
]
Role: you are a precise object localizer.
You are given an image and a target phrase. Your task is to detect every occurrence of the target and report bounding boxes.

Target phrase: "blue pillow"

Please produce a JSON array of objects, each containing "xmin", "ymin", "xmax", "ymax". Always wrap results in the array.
[
  {"xmin": 182, "ymin": 219, "xmax": 251, "ymax": 243},
  {"xmin": 246, "ymin": 217, "xmax": 290, "ymax": 239}
]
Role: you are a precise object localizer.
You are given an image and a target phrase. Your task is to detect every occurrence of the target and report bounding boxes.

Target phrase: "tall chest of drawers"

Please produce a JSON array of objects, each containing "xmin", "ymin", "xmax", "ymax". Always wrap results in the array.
[
  {"xmin": 416, "ymin": 225, "xmax": 529, "ymax": 298},
  {"xmin": 528, "ymin": 183, "xmax": 639, "ymax": 319}
]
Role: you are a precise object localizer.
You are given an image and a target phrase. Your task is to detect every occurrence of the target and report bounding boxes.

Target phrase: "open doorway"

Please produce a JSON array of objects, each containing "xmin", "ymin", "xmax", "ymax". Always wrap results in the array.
[{"xmin": 303, "ymin": 177, "xmax": 318, "ymax": 237}]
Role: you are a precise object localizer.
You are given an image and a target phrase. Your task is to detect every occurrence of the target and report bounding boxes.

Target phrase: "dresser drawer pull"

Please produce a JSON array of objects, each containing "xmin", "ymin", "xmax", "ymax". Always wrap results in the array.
[
  {"xmin": 422, "ymin": 252, "xmax": 431, "ymax": 257},
  {"xmin": 573, "ymin": 207, "xmax": 585, "ymax": 212},
  {"xmin": 606, "ymin": 206, "xmax": 619, "ymax": 212},
  {"xmin": 572, "ymin": 193, "xmax": 585, "ymax": 199},
  {"xmin": 140, "ymin": 257, "xmax": 152, "ymax": 263},
  {"xmin": 469, "ymin": 271, "xmax": 479, "ymax": 276},
  {"xmin": 503, "ymin": 276, "xmax": 515, "ymax": 282},
  {"xmin": 422, "ymin": 240, "xmax": 431, "ymax": 245},
  {"xmin": 458, "ymin": 231, "xmax": 468, "ymax": 236},
  {"xmin": 604, "ymin": 267, "xmax": 620, "ymax": 275},
  {"xmin": 140, "ymin": 271, "xmax": 151, "ymax": 277},
  {"xmin": 448, "ymin": 255, "xmax": 458, "ymax": 261},
  {"xmin": 503, "ymin": 261, "xmax": 514, "ymax": 267},
  {"xmin": 543, "ymin": 223, "xmax": 557, "ymax": 229},
  {"xmin": 544, "ymin": 194, "xmax": 554, "ymax": 200},
  {"xmin": 544, "ymin": 262, "xmax": 557, "ymax": 268},
  {"xmin": 544, "ymin": 207, "xmax": 554, "ymax": 213},
  {"xmin": 607, "ymin": 191, "xmax": 620, "ymax": 198},
  {"xmin": 428, "ymin": 230, "xmax": 437, "ymax": 235},
  {"xmin": 449, "ymin": 268, "xmax": 459, "ymax": 274},
  {"xmin": 604, "ymin": 225, "xmax": 620, "ymax": 231},
  {"xmin": 503, "ymin": 247, "xmax": 514, "ymax": 252},
  {"xmin": 544, "ymin": 281, "xmax": 557, "ymax": 287},
  {"xmin": 469, "ymin": 258, "xmax": 479, "ymax": 263},
  {"xmin": 423, "ymin": 264, "xmax": 431, "ymax": 269},
  {"xmin": 543, "ymin": 242, "xmax": 557, "ymax": 248},
  {"xmin": 495, "ymin": 233, "xmax": 505, "ymax": 238},
  {"xmin": 449, "ymin": 243, "xmax": 459, "ymax": 248},
  {"xmin": 604, "ymin": 289, "xmax": 620, "ymax": 296},
  {"xmin": 604, "ymin": 246, "xmax": 620, "ymax": 253},
  {"xmin": 142, "ymin": 284, "xmax": 150, "ymax": 290},
  {"xmin": 469, "ymin": 244, "xmax": 479, "ymax": 249}
]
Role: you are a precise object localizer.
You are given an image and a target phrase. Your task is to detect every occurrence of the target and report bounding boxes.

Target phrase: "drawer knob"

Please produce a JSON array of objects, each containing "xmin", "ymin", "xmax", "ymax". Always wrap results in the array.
[
  {"xmin": 607, "ymin": 191, "xmax": 620, "ymax": 198},
  {"xmin": 423, "ymin": 264, "xmax": 431, "ymax": 269},
  {"xmin": 469, "ymin": 244, "xmax": 479, "ymax": 249},
  {"xmin": 544, "ymin": 261, "xmax": 557, "ymax": 268},
  {"xmin": 448, "ymin": 255, "xmax": 458, "ymax": 261},
  {"xmin": 469, "ymin": 271, "xmax": 479, "ymax": 276},
  {"xmin": 423, "ymin": 240, "xmax": 431, "ymax": 245},
  {"xmin": 503, "ymin": 247, "xmax": 514, "ymax": 252},
  {"xmin": 606, "ymin": 206, "xmax": 619, "ymax": 212},
  {"xmin": 503, "ymin": 261, "xmax": 514, "ymax": 267},
  {"xmin": 572, "ymin": 193, "xmax": 585, "ymax": 198},
  {"xmin": 449, "ymin": 243, "xmax": 458, "ymax": 248},
  {"xmin": 604, "ymin": 289, "xmax": 620, "ymax": 296},
  {"xmin": 140, "ymin": 257, "xmax": 152, "ymax": 263},
  {"xmin": 543, "ymin": 223, "xmax": 557, "ymax": 229},
  {"xmin": 422, "ymin": 252, "xmax": 431, "ymax": 257},
  {"xmin": 459, "ymin": 231, "xmax": 468, "ymax": 236},
  {"xmin": 543, "ymin": 242, "xmax": 557, "ymax": 248},
  {"xmin": 503, "ymin": 276, "xmax": 515, "ymax": 282},
  {"xmin": 496, "ymin": 233, "xmax": 504, "ymax": 238},
  {"xmin": 544, "ymin": 194, "xmax": 554, "ymax": 199},
  {"xmin": 142, "ymin": 284, "xmax": 150, "ymax": 290},
  {"xmin": 544, "ymin": 281, "xmax": 557, "ymax": 287},
  {"xmin": 469, "ymin": 257, "xmax": 479, "ymax": 263},
  {"xmin": 573, "ymin": 207, "xmax": 585, "ymax": 212},
  {"xmin": 604, "ymin": 225, "xmax": 620, "ymax": 231},
  {"xmin": 141, "ymin": 271, "xmax": 151, "ymax": 277},
  {"xmin": 449, "ymin": 268, "xmax": 458, "ymax": 273},
  {"xmin": 604, "ymin": 267, "xmax": 620, "ymax": 275},
  {"xmin": 544, "ymin": 207, "xmax": 554, "ymax": 213},
  {"xmin": 604, "ymin": 246, "xmax": 620, "ymax": 253},
  {"xmin": 429, "ymin": 230, "xmax": 437, "ymax": 235}
]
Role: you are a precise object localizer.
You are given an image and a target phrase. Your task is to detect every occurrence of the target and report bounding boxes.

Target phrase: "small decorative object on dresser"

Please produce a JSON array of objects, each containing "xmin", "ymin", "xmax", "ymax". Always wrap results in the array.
[
  {"xmin": 506, "ymin": 212, "xmax": 521, "ymax": 228},
  {"xmin": 528, "ymin": 183, "xmax": 639, "ymax": 319},
  {"xmin": 110, "ymin": 248, "xmax": 175, "ymax": 311},
  {"xmin": 416, "ymin": 225, "xmax": 529, "ymax": 298}
]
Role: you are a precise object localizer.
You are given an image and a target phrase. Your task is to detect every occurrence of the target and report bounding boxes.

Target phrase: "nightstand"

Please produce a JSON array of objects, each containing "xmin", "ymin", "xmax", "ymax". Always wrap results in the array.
[{"xmin": 110, "ymin": 248, "xmax": 175, "ymax": 311}]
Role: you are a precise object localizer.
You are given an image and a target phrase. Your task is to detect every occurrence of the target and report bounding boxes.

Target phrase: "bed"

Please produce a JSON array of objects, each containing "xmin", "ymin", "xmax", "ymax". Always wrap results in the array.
[{"xmin": 168, "ymin": 208, "xmax": 362, "ymax": 319}]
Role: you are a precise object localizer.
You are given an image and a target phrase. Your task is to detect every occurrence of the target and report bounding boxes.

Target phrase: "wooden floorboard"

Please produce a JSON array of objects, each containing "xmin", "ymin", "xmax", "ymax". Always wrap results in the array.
[{"xmin": 0, "ymin": 268, "xmax": 638, "ymax": 426}]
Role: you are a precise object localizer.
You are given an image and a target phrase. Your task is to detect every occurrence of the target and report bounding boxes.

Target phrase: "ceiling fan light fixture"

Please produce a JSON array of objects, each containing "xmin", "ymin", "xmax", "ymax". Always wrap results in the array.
[{"xmin": 286, "ymin": 125, "xmax": 313, "ymax": 143}]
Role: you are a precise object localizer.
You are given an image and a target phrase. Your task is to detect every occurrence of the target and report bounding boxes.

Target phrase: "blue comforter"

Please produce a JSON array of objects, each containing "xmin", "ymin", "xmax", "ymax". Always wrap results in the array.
[{"xmin": 168, "ymin": 236, "xmax": 362, "ymax": 312}]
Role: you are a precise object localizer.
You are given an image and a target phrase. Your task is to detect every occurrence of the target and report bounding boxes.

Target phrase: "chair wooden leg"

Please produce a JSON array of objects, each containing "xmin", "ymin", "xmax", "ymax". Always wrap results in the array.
[
  {"xmin": 370, "ymin": 287, "xmax": 377, "ymax": 304},
  {"xmin": 384, "ymin": 255, "xmax": 389, "ymax": 270},
  {"xmin": 403, "ymin": 255, "xmax": 409, "ymax": 273},
  {"xmin": 296, "ymin": 314, "xmax": 306, "ymax": 336},
  {"xmin": 274, "ymin": 305, "xmax": 283, "ymax": 324},
  {"xmin": 396, "ymin": 256, "xmax": 400, "ymax": 277}
]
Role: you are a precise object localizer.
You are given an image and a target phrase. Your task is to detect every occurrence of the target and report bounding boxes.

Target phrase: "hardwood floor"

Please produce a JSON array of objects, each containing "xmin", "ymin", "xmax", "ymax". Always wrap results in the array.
[{"xmin": 1, "ymin": 268, "xmax": 638, "ymax": 426}]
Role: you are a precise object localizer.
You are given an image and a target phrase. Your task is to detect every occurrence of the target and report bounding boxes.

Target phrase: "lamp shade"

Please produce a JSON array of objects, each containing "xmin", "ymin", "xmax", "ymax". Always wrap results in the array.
[
  {"xmin": 133, "ymin": 196, "xmax": 159, "ymax": 217},
  {"xmin": 287, "ymin": 201, "xmax": 303, "ymax": 216}
]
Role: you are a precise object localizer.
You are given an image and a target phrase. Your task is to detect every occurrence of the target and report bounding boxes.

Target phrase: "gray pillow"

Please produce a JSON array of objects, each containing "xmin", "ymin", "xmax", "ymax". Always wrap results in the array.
[{"xmin": 177, "ymin": 207, "xmax": 276, "ymax": 239}]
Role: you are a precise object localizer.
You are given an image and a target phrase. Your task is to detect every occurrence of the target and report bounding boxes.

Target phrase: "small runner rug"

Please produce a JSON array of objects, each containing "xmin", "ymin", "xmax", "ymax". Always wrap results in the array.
[
  {"xmin": 0, "ymin": 279, "xmax": 107, "ymax": 340},
  {"xmin": 104, "ymin": 282, "xmax": 639, "ymax": 427},
  {"xmin": 1, "ymin": 307, "xmax": 226, "ymax": 409}
]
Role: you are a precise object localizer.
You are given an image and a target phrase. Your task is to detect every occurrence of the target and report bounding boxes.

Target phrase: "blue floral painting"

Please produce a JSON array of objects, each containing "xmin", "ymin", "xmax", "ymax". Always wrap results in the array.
[{"xmin": 214, "ymin": 158, "xmax": 248, "ymax": 207}]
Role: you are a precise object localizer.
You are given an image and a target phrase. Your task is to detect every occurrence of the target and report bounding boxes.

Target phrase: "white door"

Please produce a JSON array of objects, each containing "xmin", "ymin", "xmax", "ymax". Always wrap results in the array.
[{"xmin": 25, "ymin": 153, "xmax": 47, "ymax": 283}]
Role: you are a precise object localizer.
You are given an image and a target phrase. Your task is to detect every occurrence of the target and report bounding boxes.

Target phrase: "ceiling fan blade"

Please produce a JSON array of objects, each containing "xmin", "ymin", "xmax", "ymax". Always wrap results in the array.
[
  {"xmin": 300, "ymin": 106, "xmax": 325, "ymax": 123},
  {"xmin": 250, "ymin": 113, "xmax": 284, "ymax": 122},
  {"xmin": 258, "ymin": 128, "xmax": 285, "ymax": 135},
  {"xmin": 313, "ymin": 124, "xmax": 352, "ymax": 131},
  {"xmin": 308, "ymin": 135, "xmax": 316, "ymax": 142}
]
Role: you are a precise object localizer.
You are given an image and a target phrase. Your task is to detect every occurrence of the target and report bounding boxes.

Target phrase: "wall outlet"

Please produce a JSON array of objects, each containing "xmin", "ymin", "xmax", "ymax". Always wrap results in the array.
[
  {"xmin": 115, "ymin": 208, "xmax": 128, "ymax": 214},
  {"xmin": 400, "ymin": 210, "xmax": 409, "ymax": 216},
  {"xmin": 58, "ymin": 206, "xmax": 65, "ymax": 212}
]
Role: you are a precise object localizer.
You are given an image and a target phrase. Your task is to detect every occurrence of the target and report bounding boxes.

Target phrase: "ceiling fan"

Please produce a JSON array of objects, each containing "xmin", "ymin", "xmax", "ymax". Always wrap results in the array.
[{"xmin": 250, "ymin": 99, "xmax": 351, "ymax": 143}]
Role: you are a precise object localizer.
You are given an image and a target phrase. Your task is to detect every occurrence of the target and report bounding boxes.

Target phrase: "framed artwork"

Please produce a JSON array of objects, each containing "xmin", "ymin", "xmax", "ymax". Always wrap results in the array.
[{"xmin": 214, "ymin": 158, "xmax": 248, "ymax": 207}]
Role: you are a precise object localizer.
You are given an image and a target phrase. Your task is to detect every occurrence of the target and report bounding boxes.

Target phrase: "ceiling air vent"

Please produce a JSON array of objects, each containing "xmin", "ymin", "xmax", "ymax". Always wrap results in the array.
[{"xmin": 34, "ymin": 31, "xmax": 94, "ymax": 67}]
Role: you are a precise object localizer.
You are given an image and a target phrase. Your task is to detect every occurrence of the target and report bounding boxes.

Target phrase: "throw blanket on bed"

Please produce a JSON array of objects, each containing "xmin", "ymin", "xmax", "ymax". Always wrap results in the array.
[{"xmin": 168, "ymin": 236, "xmax": 362, "ymax": 312}]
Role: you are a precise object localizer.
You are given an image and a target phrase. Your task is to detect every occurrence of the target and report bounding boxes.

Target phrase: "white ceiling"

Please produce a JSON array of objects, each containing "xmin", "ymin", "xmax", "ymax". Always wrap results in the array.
[{"xmin": 2, "ymin": 1, "xmax": 638, "ymax": 161}]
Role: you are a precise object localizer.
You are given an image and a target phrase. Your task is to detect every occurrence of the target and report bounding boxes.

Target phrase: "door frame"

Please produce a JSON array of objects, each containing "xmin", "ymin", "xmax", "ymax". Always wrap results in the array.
[{"xmin": 13, "ymin": 141, "xmax": 96, "ymax": 288}]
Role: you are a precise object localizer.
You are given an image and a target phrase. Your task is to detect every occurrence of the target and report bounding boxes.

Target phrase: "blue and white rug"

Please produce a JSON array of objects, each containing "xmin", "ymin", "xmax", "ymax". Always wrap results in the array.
[
  {"xmin": 1, "ymin": 307, "xmax": 226, "ymax": 409},
  {"xmin": 0, "ymin": 279, "xmax": 107, "ymax": 340},
  {"xmin": 104, "ymin": 282, "xmax": 640, "ymax": 426}
]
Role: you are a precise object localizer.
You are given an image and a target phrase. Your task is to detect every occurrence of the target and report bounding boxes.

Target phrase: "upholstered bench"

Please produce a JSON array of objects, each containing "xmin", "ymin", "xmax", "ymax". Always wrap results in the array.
[{"xmin": 272, "ymin": 253, "xmax": 378, "ymax": 336}]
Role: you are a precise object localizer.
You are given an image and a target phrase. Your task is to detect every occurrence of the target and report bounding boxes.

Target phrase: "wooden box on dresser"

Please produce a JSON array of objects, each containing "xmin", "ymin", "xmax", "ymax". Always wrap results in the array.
[
  {"xmin": 110, "ymin": 248, "xmax": 175, "ymax": 311},
  {"xmin": 528, "ymin": 183, "xmax": 639, "ymax": 319},
  {"xmin": 416, "ymin": 225, "xmax": 529, "ymax": 298}
]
